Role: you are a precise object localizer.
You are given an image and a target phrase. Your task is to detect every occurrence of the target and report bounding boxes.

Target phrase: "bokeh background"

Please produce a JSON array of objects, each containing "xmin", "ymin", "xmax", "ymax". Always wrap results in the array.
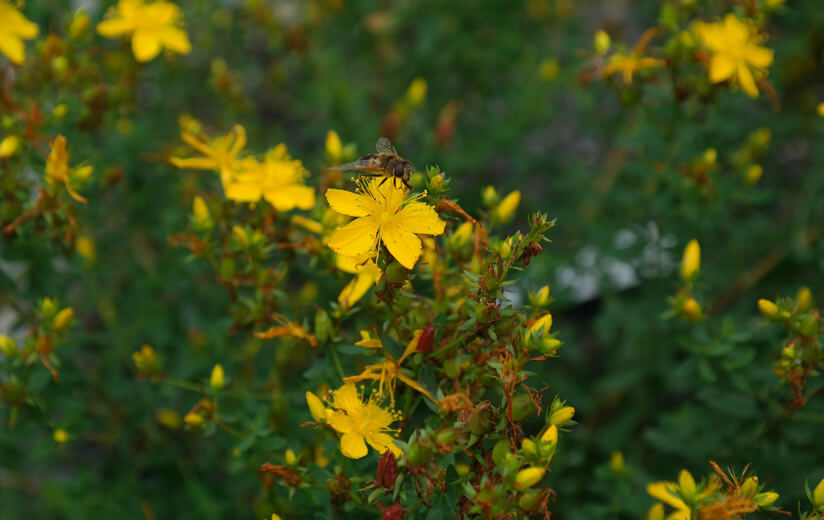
[{"xmin": 3, "ymin": 0, "xmax": 824, "ymax": 518}]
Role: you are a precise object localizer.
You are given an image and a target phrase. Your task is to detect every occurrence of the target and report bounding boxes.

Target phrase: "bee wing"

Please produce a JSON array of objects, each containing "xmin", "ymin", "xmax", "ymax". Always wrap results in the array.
[
  {"xmin": 376, "ymin": 137, "xmax": 397, "ymax": 155},
  {"xmin": 326, "ymin": 161, "xmax": 363, "ymax": 172}
]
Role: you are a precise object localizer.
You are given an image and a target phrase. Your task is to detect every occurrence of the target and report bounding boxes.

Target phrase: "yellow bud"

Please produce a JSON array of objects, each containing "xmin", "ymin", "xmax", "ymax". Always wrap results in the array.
[
  {"xmin": 325, "ymin": 130, "xmax": 342, "ymax": 161},
  {"xmin": 817, "ymin": 102, "xmax": 824, "ymax": 118},
  {"xmin": 184, "ymin": 412, "xmax": 204, "ymax": 427},
  {"xmin": 52, "ymin": 308, "xmax": 75, "ymax": 332},
  {"xmin": 609, "ymin": 451, "xmax": 624, "ymax": 473},
  {"xmin": 754, "ymin": 491, "xmax": 779, "ymax": 507},
  {"xmin": 549, "ymin": 406, "xmax": 574, "ymax": 426},
  {"xmin": 813, "ymin": 476, "xmax": 824, "ymax": 506},
  {"xmin": 678, "ymin": 469, "xmax": 697, "ymax": 498},
  {"xmin": 406, "ymin": 78, "xmax": 427, "ymax": 106},
  {"xmin": 75, "ymin": 235, "xmax": 96, "ymax": 262},
  {"xmin": 53, "ymin": 428, "xmax": 69, "ymax": 444},
  {"xmin": 0, "ymin": 335, "xmax": 17, "ymax": 356},
  {"xmin": 515, "ymin": 467, "xmax": 546, "ymax": 490},
  {"xmin": 210, "ymin": 364, "xmax": 225, "ymax": 390},
  {"xmin": 797, "ymin": 286, "xmax": 814, "ymax": 312},
  {"xmin": 429, "ymin": 173, "xmax": 443, "ymax": 191},
  {"xmin": 495, "ymin": 190, "xmax": 521, "ymax": 223},
  {"xmin": 285, "ymin": 449, "xmax": 298, "ymax": 465},
  {"xmin": 455, "ymin": 463, "xmax": 470, "ymax": 477},
  {"xmin": 647, "ymin": 503, "xmax": 665, "ymax": 520},
  {"xmin": 500, "ymin": 238, "xmax": 512, "ymax": 260},
  {"xmin": 538, "ymin": 58, "xmax": 559, "ymax": 82},
  {"xmin": 53, "ymin": 104, "xmax": 68, "ymax": 119},
  {"xmin": 449, "ymin": 221, "xmax": 474, "ymax": 248},
  {"xmin": 482, "ymin": 186, "xmax": 499, "ymax": 207},
  {"xmin": 132, "ymin": 345, "xmax": 158, "ymax": 372},
  {"xmin": 521, "ymin": 438, "xmax": 537, "ymax": 457},
  {"xmin": 540, "ymin": 424, "xmax": 558, "ymax": 444},
  {"xmin": 73, "ymin": 165, "xmax": 93, "ymax": 181},
  {"xmin": 232, "ymin": 226, "xmax": 250, "ymax": 247},
  {"xmin": 0, "ymin": 135, "xmax": 20, "ymax": 158},
  {"xmin": 745, "ymin": 164, "xmax": 763, "ymax": 185},
  {"xmin": 681, "ymin": 239, "xmax": 700, "ymax": 280},
  {"xmin": 156, "ymin": 408, "xmax": 182, "ymax": 429},
  {"xmin": 703, "ymin": 148, "xmax": 717, "ymax": 165},
  {"xmin": 741, "ymin": 476, "xmax": 758, "ymax": 498},
  {"xmin": 758, "ymin": 299, "xmax": 778, "ymax": 319},
  {"xmin": 532, "ymin": 286, "xmax": 550, "ymax": 306},
  {"xmin": 306, "ymin": 391, "xmax": 328, "ymax": 422},
  {"xmin": 272, "ymin": 515, "xmax": 282, "ymax": 520},
  {"xmin": 192, "ymin": 196, "xmax": 210, "ymax": 226},
  {"xmin": 682, "ymin": 298, "xmax": 702, "ymax": 322},
  {"xmin": 314, "ymin": 444, "xmax": 330, "ymax": 467},
  {"xmin": 594, "ymin": 30, "xmax": 611, "ymax": 54},
  {"xmin": 69, "ymin": 9, "xmax": 90, "ymax": 39}
]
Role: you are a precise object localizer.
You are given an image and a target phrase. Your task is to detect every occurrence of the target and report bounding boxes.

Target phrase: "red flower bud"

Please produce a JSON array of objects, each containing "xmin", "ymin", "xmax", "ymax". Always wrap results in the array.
[
  {"xmin": 417, "ymin": 326, "xmax": 435, "ymax": 354},
  {"xmin": 376, "ymin": 450, "xmax": 398, "ymax": 490},
  {"xmin": 381, "ymin": 503, "xmax": 406, "ymax": 520}
]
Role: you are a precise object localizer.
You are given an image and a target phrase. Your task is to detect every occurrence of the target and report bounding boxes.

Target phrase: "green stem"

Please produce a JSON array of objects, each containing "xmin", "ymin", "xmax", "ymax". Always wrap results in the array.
[{"xmin": 329, "ymin": 343, "xmax": 346, "ymax": 381}]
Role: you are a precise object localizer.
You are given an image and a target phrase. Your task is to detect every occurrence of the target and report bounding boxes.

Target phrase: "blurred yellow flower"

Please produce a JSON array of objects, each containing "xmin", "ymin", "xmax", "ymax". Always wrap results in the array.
[
  {"xmin": 326, "ymin": 383, "xmax": 401, "ymax": 459},
  {"xmin": 170, "ymin": 125, "xmax": 247, "ymax": 191},
  {"xmin": 680, "ymin": 239, "xmax": 700, "ymax": 280},
  {"xmin": 602, "ymin": 29, "xmax": 664, "ymax": 84},
  {"xmin": 515, "ymin": 467, "xmax": 545, "ymax": 490},
  {"xmin": 46, "ymin": 135, "xmax": 93, "ymax": 203},
  {"xmin": 494, "ymin": 190, "xmax": 521, "ymax": 223},
  {"xmin": 0, "ymin": 135, "xmax": 20, "ymax": 158},
  {"xmin": 406, "ymin": 78, "xmax": 427, "ymax": 106},
  {"xmin": 0, "ymin": 1, "xmax": 39, "ymax": 65},
  {"xmin": 53, "ymin": 428, "xmax": 69, "ymax": 444},
  {"xmin": 647, "ymin": 481, "xmax": 690, "ymax": 520},
  {"xmin": 76, "ymin": 235, "xmax": 96, "ymax": 262},
  {"xmin": 209, "ymin": 364, "xmax": 225, "ymax": 389},
  {"xmin": 337, "ymin": 254, "xmax": 381, "ymax": 308},
  {"xmin": 326, "ymin": 178, "xmax": 445, "ymax": 269},
  {"xmin": 693, "ymin": 14, "xmax": 773, "ymax": 98},
  {"xmin": 224, "ymin": 145, "xmax": 315, "ymax": 211},
  {"xmin": 97, "ymin": 0, "xmax": 191, "ymax": 62},
  {"xmin": 326, "ymin": 130, "xmax": 342, "ymax": 163}
]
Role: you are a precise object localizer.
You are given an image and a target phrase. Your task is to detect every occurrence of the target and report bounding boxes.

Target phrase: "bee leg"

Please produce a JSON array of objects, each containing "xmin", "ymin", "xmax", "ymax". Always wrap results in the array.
[
  {"xmin": 403, "ymin": 180, "xmax": 413, "ymax": 191},
  {"xmin": 378, "ymin": 177, "xmax": 388, "ymax": 187}
]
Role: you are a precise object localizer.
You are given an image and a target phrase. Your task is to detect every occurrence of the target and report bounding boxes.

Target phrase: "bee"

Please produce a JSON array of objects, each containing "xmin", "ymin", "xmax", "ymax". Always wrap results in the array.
[{"xmin": 328, "ymin": 137, "xmax": 414, "ymax": 190}]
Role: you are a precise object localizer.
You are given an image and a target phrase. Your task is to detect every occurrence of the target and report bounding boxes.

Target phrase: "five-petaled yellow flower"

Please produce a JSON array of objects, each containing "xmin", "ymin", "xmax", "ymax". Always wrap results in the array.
[
  {"xmin": 46, "ymin": 135, "xmax": 93, "ymax": 203},
  {"xmin": 0, "ymin": 1, "xmax": 39, "ymax": 65},
  {"xmin": 97, "ymin": 0, "xmax": 191, "ymax": 62},
  {"xmin": 344, "ymin": 329, "xmax": 436, "ymax": 404},
  {"xmin": 326, "ymin": 178, "xmax": 446, "ymax": 269},
  {"xmin": 325, "ymin": 383, "xmax": 402, "ymax": 459},
  {"xmin": 602, "ymin": 28, "xmax": 665, "ymax": 85},
  {"xmin": 693, "ymin": 14, "xmax": 773, "ymax": 98},
  {"xmin": 224, "ymin": 144, "xmax": 315, "ymax": 211},
  {"xmin": 170, "ymin": 124, "xmax": 248, "ymax": 191}
]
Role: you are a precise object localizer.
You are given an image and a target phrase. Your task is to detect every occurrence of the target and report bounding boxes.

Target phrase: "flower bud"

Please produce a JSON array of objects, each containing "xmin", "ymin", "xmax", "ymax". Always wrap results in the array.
[
  {"xmin": 530, "ymin": 286, "xmax": 550, "ymax": 306},
  {"xmin": 306, "ymin": 391, "xmax": 328, "ymax": 422},
  {"xmin": 428, "ymin": 173, "xmax": 443, "ymax": 191},
  {"xmin": 758, "ymin": 299, "xmax": 778, "ymax": 319},
  {"xmin": 482, "ymin": 186, "xmax": 499, "ymax": 207},
  {"xmin": 521, "ymin": 438, "xmax": 537, "ymax": 458},
  {"xmin": 540, "ymin": 425, "xmax": 558, "ymax": 444},
  {"xmin": 384, "ymin": 262, "xmax": 406, "ymax": 284},
  {"xmin": 468, "ymin": 406, "xmax": 494, "ymax": 435},
  {"xmin": 680, "ymin": 239, "xmax": 700, "ymax": 280},
  {"xmin": 69, "ymin": 9, "xmax": 90, "ymax": 39},
  {"xmin": 682, "ymin": 298, "xmax": 702, "ymax": 322},
  {"xmin": 449, "ymin": 221, "xmax": 473, "ymax": 249},
  {"xmin": 518, "ymin": 490, "xmax": 542, "ymax": 511},
  {"xmin": 0, "ymin": 135, "xmax": 21, "ymax": 158},
  {"xmin": 609, "ymin": 451, "xmax": 624, "ymax": 473},
  {"xmin": 53, "ymin": 428, "xmax": 69, "ymax": 444},
  {"xmin": 325, "ymin": 130, "xmax": 342, "ymax": 162},
  {"xmin": 417, "ymin": 326, "xmax": 435, "ymax": 355},
  {"xmin": 499, "ymin": 239, "xmax": 512, "ymax": 259},
  {"xmin": 156, "ymin": 408, "xmax": 182, "ymax": 429},
  {"xmin": 515, "ymin": 467, "xmax": 545, "ymax": 490},
  {"xmin": 435, "ymin": 428, "xmax": 457, "ymax": 445},
  {"xmin": 813, "ymin": 476, "xmax": 824, "ymax": 507},
  {"xmin": 594, "ymin": 30, "xmax": 611, "ymax": 55},
  {"xmin": 549, "ymin": 406, "xmax": 574, "ymax": 426},
  {"xmin": 740, "ymin": 476, "xmax": 758, "ymax": 498},
  {"xmin": 76, "ymin": 235, "xmax": 96, "ymax": 262},
  {"xmin": 405, "ymin": 440, "xmax": 431, "ymax": 467},
  {"xmin": 678, "ymin": 470, "xmax": 696, "ymax": 498},
  {"xmin": 745, "ymin": 164, "xmax": 763, "ymax": 185},
  {"xmin": 754, "ymin": 491, "xmax": 779, "ymax": 507},
  {"xmin": 52, "ymin": 307, "xmax": 75, "ymax": 332},
  {"xmin": 327, "ymin": 472, "xmax": 351, "ymax": 500},
  {"xmin": 232, "ymin": 226, "xmax": 250, "ymax": 248},
  {"xmin": 381, "ymin": 503, "xmax": 405, "ymax": 520},
  {"xmin": 184, "ymin": 412, "xmax": 204, "ymax": 427},
  {"xmin": 798, "ymin": 313, "xmax": 818, "ymax": 337},
  {"xmin": 314, "ymin": 309, "xmax": 332, "ymax": 344},
  {"xmin": 210, "ymin": 364, "xmax": 225, "ymax": 390},
  {"xmin": 702, "ymin": 148, "xmax": 717, "ymax": 165},
  {"xmin": 377, "ymin": 450, "xmax": 399, "ymax": 490},
  {"xmin": 132, "ymin": 344, "xmax": 159, "ymax": 373},
  {"xmin": 797, "ymin": 286, "xmax": 814, "ymax": 312},
  {"xmin": 492, "ymin": 440, "xmax": 511, "ymax": 467},
  {"xmin": 192, "ymin": 196, "xmax": 211, "ymax": 228},
  {"xmin": 495, "ymin": 190, "xmax": 521, "ymax": 223},
  {"xmin": 406, "ymin": 78, "xmax": 427, "ymax": 106},
  {"xmin": 511, "ymin": 393, "xmax": 535, "ymax": 421},
  {"xmin": 0, "ymin": 335, "xmax": 17, "ymax": 356}
]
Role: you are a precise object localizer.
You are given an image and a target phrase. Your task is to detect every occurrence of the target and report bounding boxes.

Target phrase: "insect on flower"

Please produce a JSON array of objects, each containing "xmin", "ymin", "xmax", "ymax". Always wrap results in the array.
[{"xmin": 327, "ymin": 137, "xmax": 414, "ymax": 191}]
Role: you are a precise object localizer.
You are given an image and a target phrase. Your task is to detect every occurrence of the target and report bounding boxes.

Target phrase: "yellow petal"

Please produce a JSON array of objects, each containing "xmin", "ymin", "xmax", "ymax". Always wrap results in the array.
[
  {"xmin": 381, "ymin": 223, "xmax": 422, "ymax": 269},
  {"xmin": 169, "ymin": 157, "xmax": 219, "ymax": 170},
  {"xmin": 708, "ymin": 55, "xmax": 736, "ymax": 84},
  {"xmin": 365, "ymin": 432, "xmax": 401, "ymax": 457},
  {"xmin": 145, "ymin": 2, "xmax": 181, "ymax": 24},
  {"xmin": 326, "ymin": 188, "xmax": 373, "ymax": 217},
  {"xmin": 158, "ymin": 27, "xmax": 191, "ymax": 54},
  {"xmin": 132, "ymin": 31, "xmax": 162, "ymax": 62},
  {"xmin": 265, "ymin": 185, "xmax": 315, "ymax": 211},
  {"xmin": 338, "ymin": 271, "xmax": 378, "ymax": 308},
  {"xmin": 328, "ymin": 217, "xmax": 378, "ymax": 257},
  {"xmin": 0, "ymin": 34, "xmax": 25, "ymax": 65},
  {"xmin": 396, "ymin": 202, "xmax": 446, "ymax": 235},
  {"xmin": 6, "ymin": 9, "xmax": 39, "ymax": 38},
  {"xmin": 225, "ymin": 179, "xmax": 263, "ymax": 202},
  {"xmin": 339, "ymin": 432, "xmax": 368, "ymax": 459},
  {"xmin": 647, "ymin": 482, "xmax": 688, "ymax": 511},
  {"xmin": 96, "ymin": 18, "xmax": 134, "ymax": 37},
  {"xmin": 332, "ymin": 383, "xmax": 365, "ymax": 416},
  {"xmin": 737, "ymin": 63, "xmax": 759, "ymax": 98},
  {"xmin": 745, "ymin": 45, "xmax": 773, "ymax": 68}
]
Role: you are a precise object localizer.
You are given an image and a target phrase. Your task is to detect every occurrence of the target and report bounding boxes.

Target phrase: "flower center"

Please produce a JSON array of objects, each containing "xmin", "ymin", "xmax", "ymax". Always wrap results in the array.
[{"xmin": 380, "ymin": 211, "xmax": 391, "ymax": 223}]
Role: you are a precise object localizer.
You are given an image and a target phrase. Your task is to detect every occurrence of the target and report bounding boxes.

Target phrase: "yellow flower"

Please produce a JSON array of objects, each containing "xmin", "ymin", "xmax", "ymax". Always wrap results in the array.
[
  {"xmin": 602, "ymin": 29, "xmax": 665, "ymax": 84},
  {"xmin": 344, "ymin": 329, "xmax": 436, "ymax": 404},
  {"xmin": 681, "ymin": 239, "xmax": 700, "ymax": 280},
  {"xmin": 209, "ymin": 364, "xmax": 225, "ymax": 389},
  {"xmin": 225, "ymin": 145, "xmax": 315, "ymax": 211},
  {"xmin": 53, "ymin": 428, "xmax": 69, "ymax": 444},
  {"xmin": 337, "ymin": 254, "xmax": 381, "ymax": 308},
  {"xmin": 0, "ymin": 1, "xmax": 38, "ymax": 65},
  {"xmin": 326, "ymin": 383, "xmax": 402, "ymax": 459},
  {"xmin": 97, "ymin": 0, "xmax": 191, "ymax": 62},
  {"xmin": 326, "ymin": 178, "xmax": 445, "ymax": 269},
  {"xmin": 45, "ymin": 135, "xmax": 92, "ymax": 203},
  {"xmin": 170, "ymin": 125, "xmax": 248, "ymax": 190},
  {"xmin": 647, "ymin": 481, "xmax": 690, "ymax": 520},
  {"xmin": 494, "ymin": 190, "xmax": 521, "ymax": 223},
  {"xmin": 693, "ymin": 14, "xmax": 773, "ymax": 98},
  {"xmin": 406, "ymin": 77, "xmax": 427, "ymax": 106}
]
